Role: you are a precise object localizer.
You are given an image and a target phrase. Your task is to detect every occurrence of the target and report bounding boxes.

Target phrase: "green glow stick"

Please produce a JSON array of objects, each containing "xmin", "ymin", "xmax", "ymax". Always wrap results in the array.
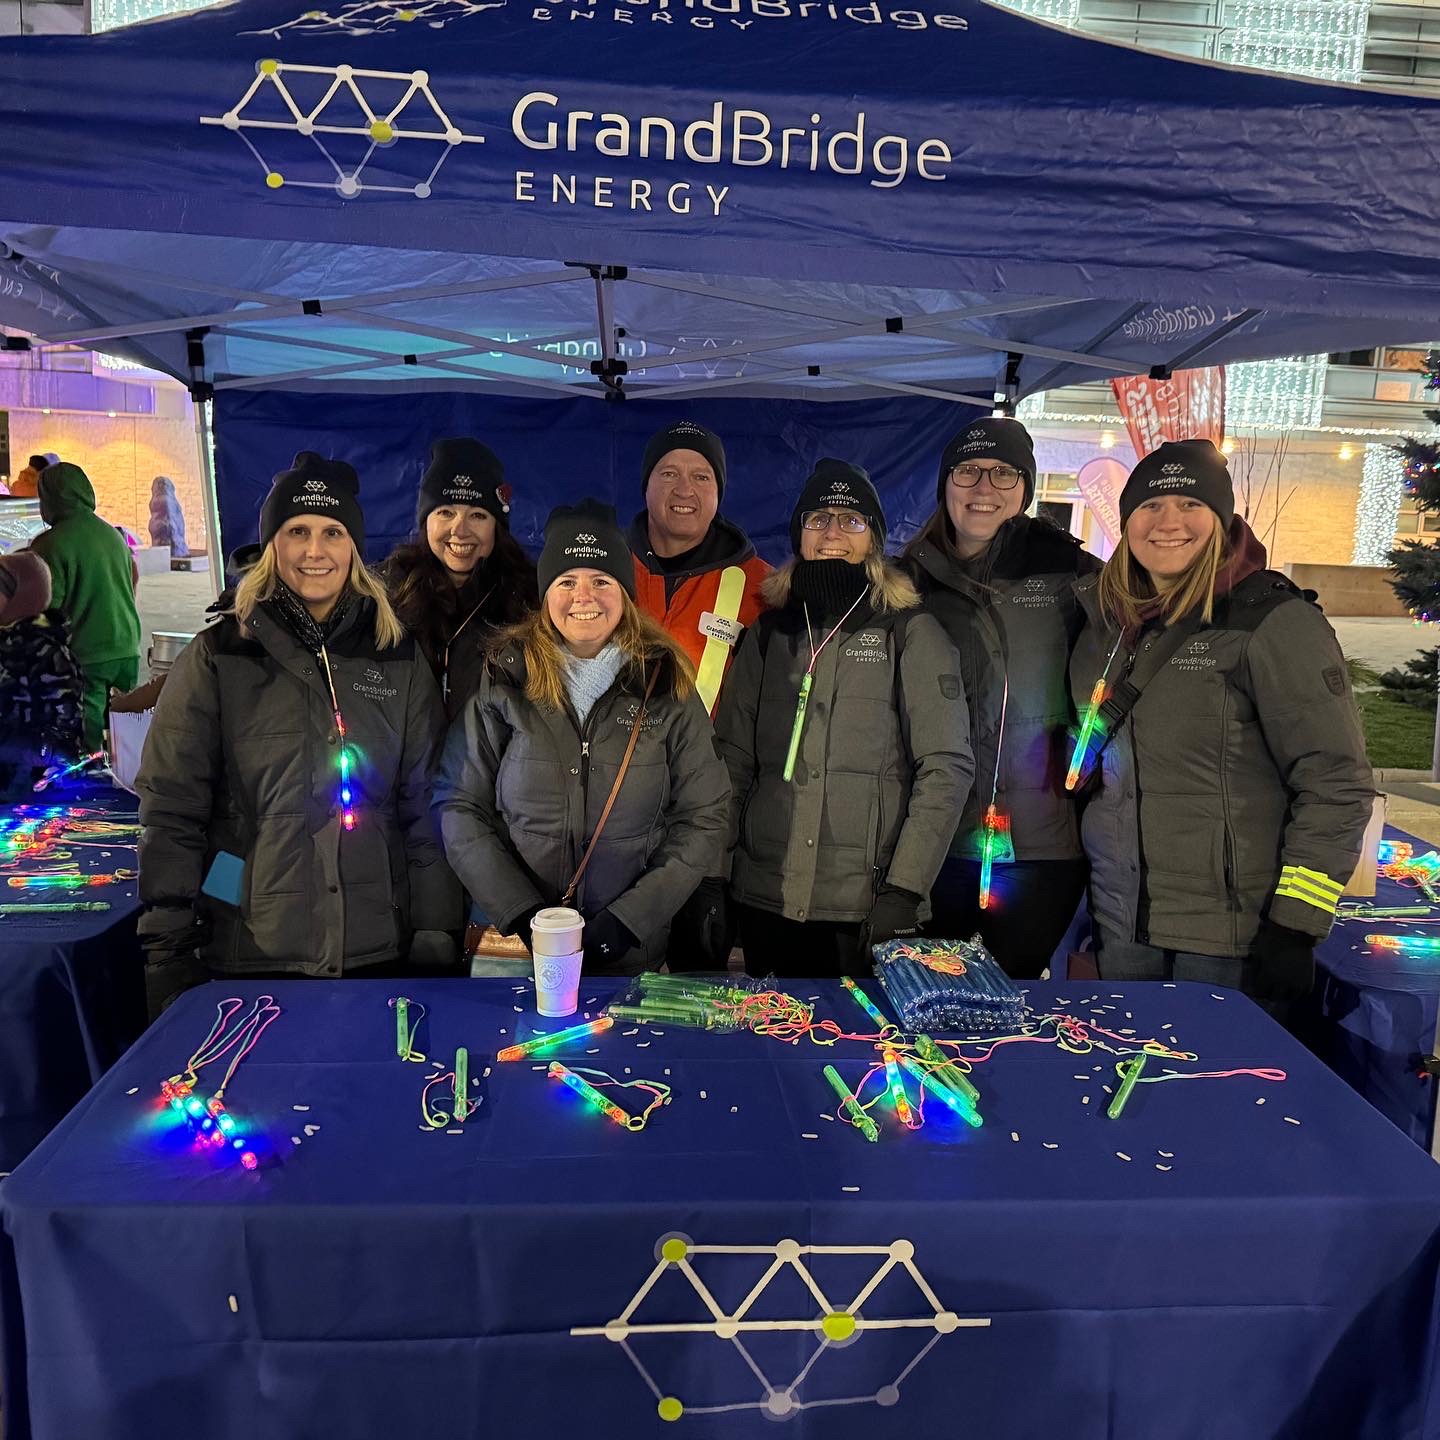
[
  {"xmin": 453, "ymin": 1047, "xmax": 469, "ymax": 1121},
  {"xmin": 395, "ymin": 997, "xmax": 411, "ymax": 1059},
  {"xmin": 823, "ymin": 1064, "xmax": 879, "ymax": 1142},
  {"xmin": 1107, "ymin": 1053, "xmax": 1147, "ymax": 1119},
  {"xmin": 841, "ymin": 976, "xmax": 892, "ymax": 1031},
  {"xmin": 781, "ymin": 674, "xmax": 813, "ymax": 783},
  {"xmin": 0, "ymin": 901, "xmax": 112, "ymax": 914},
  {"xmin": 898, "ymin": 1053, "xmax": 982, "ymax": 1128},
  {"xmin": 914, "ymin": 1034, "xmax": 980, "ymax": 1105},
  {"xmin": 607, "ymin": 1001, "xmax": 726, "ymax": 1030}
]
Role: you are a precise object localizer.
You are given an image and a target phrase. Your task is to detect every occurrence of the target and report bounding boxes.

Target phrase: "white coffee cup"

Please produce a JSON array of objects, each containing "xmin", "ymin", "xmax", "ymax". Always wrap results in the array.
[
  {"xmin": 533, "ymin": 951, "xmax": 583, "ymax": 1018},
  {"xmin": 530, "ymin": 906, "xmax": 585, "ymax": 957}
]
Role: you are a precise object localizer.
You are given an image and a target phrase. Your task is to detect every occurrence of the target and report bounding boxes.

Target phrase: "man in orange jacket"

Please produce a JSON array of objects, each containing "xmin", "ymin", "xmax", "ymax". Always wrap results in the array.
[
  {"xmin": 628, "ymin": 420, "xmax": 769, "ymax": 717},
  {"xmin": 628, "ymin": 420, "xmax": 768, "ymax": 971}
]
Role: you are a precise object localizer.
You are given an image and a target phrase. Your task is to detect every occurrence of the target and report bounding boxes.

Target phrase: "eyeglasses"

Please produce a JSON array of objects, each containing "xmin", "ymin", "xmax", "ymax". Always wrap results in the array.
[
  {"xmin": 949, "ymin": 464, "xmax": 1023, "ymax": 491},
  {"xmin": 800, "ymin": 510, "xmax": 869, "ymax": 533}
]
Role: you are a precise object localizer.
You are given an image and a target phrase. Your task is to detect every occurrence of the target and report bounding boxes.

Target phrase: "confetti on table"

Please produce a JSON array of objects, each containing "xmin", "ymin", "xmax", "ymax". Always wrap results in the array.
[
  {"xmin": 637, "ymin": 1041, "xmax": 652, "ymax": 1048},
  {"xmin": 513, "ymin": 1005, "xmax": 523, "ymax": 1013},
  {"xmin": 1116, "ymin": 1151, "xmax": 1132, "ymax": 1162},
  {"xmin": 842, "ymin": 1186, "xmax": 860, "ymax": 1193},
  {"xmin": 730, "ymin": 1106, "xmax": 739, "ymax": 1114},
  {"xmin": 663, "ymin": 1068, "xmax": 671, "ymax": 1075},
  {"xmin": 1211, "ymin": 993, "xmax": 1225, "ymax": 1000},
  {"xmin": 587, "ymin": 1048, "xmax": 599, "ymax": 1054},
  {"xmin": 1102, "ymin": 1085, "xmax": 1113, "ymax": 1095},
  {"xmin": 303, "ymin": 1124, "xmax": 320, "ymax": 1135},
  {"xmin": 1124, "ymin": 1012, "xmax": 1133, "ymax": 1020},
  {"xmin": 482, "ymin": 1067, "xmax": 492, "ymax": 1078},
  {"xmin": 1010, "ymin": 1131, "xmax": 1020, "ymax": 1142},
  {"xmin": 1256, "ymin": 1098, "xmax": 1266, "ymax": 1105},
  {"xmin": 1162, "ymin": 982, "xmax": 1176, "ymax": 988},
  {"xmin": 651, "ymin": 1030, "xmax": 666, "ymax": 1036},
  {"xmin": 227, "ymin": 1295, "xmax": 239, "ymax": 1313},
  {"xmin": 1042, "ymin": 1142, "xmax": 1059, "ymax": 1150},
  {"xmin": 1093, "ymin": 1064, "xmax": 1104, "ymax": 1072},
  {"xmin": 1073, "ymin": 1074, "xmax": 1089, "ymax": 1080},
  {"xmin": 1156, "ymin": 1164, "xmax": 1173, "ymax": 1173},
  {"xmin": 290, "ymin": 1136, "xmax": 302, "ymax": 1146},
  {"xmin": 126, "ymin": 1087, "xmax": 139, "ymax": 1095},
  {"xmin": 1284, "ymin": 1116, "xmax": 1300, "ymax": 1126},
  {"xmin": 447, "ymin": 1129, "xmax": 464, "ymax": 1135},
  {"xmin": 624, "ymin": 1067, "xmax": 632, "ymax": 1075},
  {"xmin": 1158, "ymin": 1150, "xmax": 1174, "ymax": 1158},
  {"xmin": 1082, "ymin": 1096, "xmax": 1091, "ymax": 1105},
  {"xmin": 499, "ymin": 1029, "xmax": 507, "ymax": 1035},
  {"xmin": 801, "ymin": 1133, "xmax": 818, "ymax": 1139},
  {"xmin": 700, "ymin": 1090, "xmax": 708, "ymax": 1100},
  {"xmin": 819, "ymin": 1112, "xmax": 834, "ymax": 1122},
  {"xmin": 531, "ymin": 1064, "xmax": 545, "ymax": 1072},
  {"xmin": 622, "ymin": 1028, "xmax": 639, "ymax": 1037},
  {"xmin": 292, "ymin": 1105, "xmax": 310, "ymax": 1112}
]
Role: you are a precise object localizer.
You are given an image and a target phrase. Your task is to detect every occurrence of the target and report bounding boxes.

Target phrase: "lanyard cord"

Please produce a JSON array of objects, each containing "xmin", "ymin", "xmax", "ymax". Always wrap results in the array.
[
  {"xmin": 318, "ymin": 644, "xmax": 357, "ymax": 831},
  {"xmin": 440, "ymin": 587, "xmax": 496, "ymax": 699},
  {"xmin": 987, "ymin": 675, "xmax": 1009, "ymax": 812},
  {"xmin": 782, "ymin": 591, "xmax": 867, "ymax": 783}
]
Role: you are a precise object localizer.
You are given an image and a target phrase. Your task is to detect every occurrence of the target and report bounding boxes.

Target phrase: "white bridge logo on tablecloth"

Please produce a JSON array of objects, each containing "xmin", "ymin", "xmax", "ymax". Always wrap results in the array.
[{"xmin": 572, "ymin": 1234, "xmax": 989, "ymax": 1421}]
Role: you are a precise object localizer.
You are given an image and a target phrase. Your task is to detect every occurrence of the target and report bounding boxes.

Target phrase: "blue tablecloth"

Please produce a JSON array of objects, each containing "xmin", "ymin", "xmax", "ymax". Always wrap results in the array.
[
  {"xmin": 0, "ymin": 788, "xmax": 146, "ymax": 1176},
  {"xmin": 1314, "ymin": 826, "xmax": 1440, "ymax": 1148},
  {"xmin": 4, "ymin": 976, "xmax": 1440, "ymax": 1440}
]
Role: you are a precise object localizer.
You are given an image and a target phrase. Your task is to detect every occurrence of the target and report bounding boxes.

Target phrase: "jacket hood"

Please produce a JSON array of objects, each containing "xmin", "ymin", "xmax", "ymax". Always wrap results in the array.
[
  {"xmin": 1215, "ymin": 515, "xmax": 1268, "ymax": 598},
  {"xmin": 627, "ymin": 510, "xmax": 757, "ymax": 578},
  {"xmin": 37, "ymin": 462, "xmax": 98, "ymax": 524},
  {"xmin": 760, "ymin": 555, "xmax": 920, "ymax": 613}
]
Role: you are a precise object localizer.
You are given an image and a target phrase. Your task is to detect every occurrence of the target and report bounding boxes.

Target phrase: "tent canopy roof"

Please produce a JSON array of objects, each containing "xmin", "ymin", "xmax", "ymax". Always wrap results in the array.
[{"xmin": 1, "ymin": 0, "xmax": 1437, "ymax": 399}]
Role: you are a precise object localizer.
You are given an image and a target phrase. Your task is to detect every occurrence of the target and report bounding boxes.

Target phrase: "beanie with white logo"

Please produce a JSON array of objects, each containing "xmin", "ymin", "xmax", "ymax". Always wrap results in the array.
[
  {"xmin": 937, "ymin": 417, "xmax": 1037, "ymax": 508},
  {"xmin": 1119, "ymin": 438, "xmax": 1234, "ymax": 532},
  {"xmin": 538, "ymin": 499, "xmax": 636, "ymax": 599},
  {"xmin": 789, "ymin": 458, "xmax": 885, "ymax": 555},
  {"xmin": 641, "ymin": 420, "xmax": 727, "ymax": 502},
  {"xmin": 260, "ymin": 451, "xmax": 365, "ymax": 551},
  {"xmin": 416, "ymin": 436, "xmax": 511, "ymax": 531}
]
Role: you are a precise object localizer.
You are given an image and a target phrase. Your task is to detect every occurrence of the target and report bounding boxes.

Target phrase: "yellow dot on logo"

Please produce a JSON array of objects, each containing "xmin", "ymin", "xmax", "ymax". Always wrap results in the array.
[
  {"xmin": 821, "ymin": 1312, "xmax": 856, "ymax": 1341},
  {"xmin": 660, "ymin": 1238, "xmax": 687, "ymax": 1263},
  {"xmin": 259, "ymin": 58, "xmax": 279, "ymax": 73},
  {"xmin": 369, "ymin": 121, "xmax": 394, "ymax": 142},
  {"xmin": 265, "ymin": 172, "xmax": 284, "ymax": 189},
  {"xmin": 657, "ymin": 1397, "xmax": 683, "ymax": 1422}
]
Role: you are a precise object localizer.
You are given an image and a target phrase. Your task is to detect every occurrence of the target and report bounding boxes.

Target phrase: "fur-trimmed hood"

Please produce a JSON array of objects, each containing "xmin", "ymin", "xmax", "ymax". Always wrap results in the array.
[{"xmin": 760, "ymin": 556, "xmax": 920, "ymax": 615}]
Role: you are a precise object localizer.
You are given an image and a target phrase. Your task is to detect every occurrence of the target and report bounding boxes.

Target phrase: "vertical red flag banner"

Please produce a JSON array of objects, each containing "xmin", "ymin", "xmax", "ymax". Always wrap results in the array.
[
  {"xmin": 1110, "ymin": 367, "xmax": 1227, "ymax": 457},
  {"xmin": 1075, "ymin": 457, "xmax": 1128, "ymax": 547}
]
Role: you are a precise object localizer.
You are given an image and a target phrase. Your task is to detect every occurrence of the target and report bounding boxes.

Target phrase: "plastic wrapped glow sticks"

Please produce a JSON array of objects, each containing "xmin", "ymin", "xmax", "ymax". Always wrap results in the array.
[
  {"xmin": 498, "ymin": 1017, "xmax": 614, "ymax": 1062},
  {"xmin": 0, "ymin": 900, "xmax": 112, "ymax": 914}
]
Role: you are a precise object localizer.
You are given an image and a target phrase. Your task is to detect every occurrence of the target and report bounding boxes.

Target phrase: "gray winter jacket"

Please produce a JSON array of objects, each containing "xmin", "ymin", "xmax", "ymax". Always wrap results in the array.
[
  {"xmin": 905, "ymin": 514, "xmax": 1100, "ymax": 862},
  {"xmin": 713, "ymin": 561, "xmax": 974, "ymax": 923},
  {"xmin": 1071, "ymin": 567, "xmax": 1374, "ymax": 956},
  {"xmin": 433, "ymin": 641, "xmax": 731, "ymax": 973},
  {"xmin": 137, "ymin": 597, "xmax": 462, "ymax": 976}
]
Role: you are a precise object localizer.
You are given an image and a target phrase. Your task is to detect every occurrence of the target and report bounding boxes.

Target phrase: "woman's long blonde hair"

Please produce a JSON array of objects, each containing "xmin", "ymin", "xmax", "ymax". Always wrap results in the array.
[
  {"xmin": 495, "ymin": 588, "xmax": 695, "ymax": 712},
  {"xmin": 234, "ymin": 542, "xmax": 405, "ymax": 650},
  {"xmin": 1097, "ymin": 524, "xmax": 1228, "ymax": 630}
]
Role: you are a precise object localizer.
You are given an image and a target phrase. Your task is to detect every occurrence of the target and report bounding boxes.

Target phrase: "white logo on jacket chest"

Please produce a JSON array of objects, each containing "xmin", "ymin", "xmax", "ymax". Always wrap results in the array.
[
  {"xmin": 1171, "ymin": 639, "xmax": 1217, "ymax": 672},
  {"xmin": 351, "ymin": 664, "xmax": 398, "ymax": 699},
  {"xmin": 844, "ymin": 631, "xmax": 888, "ymax": 663},
  {"xmin": 1010, "ymin": 577, "xmax": 1056, "ymax": 609}
]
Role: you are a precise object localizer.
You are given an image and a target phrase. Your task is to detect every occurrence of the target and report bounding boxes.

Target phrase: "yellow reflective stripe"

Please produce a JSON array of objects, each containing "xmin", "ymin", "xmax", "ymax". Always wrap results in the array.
[
  {"xmin": 1275, "ymin": 882, "xmax": 1337, "ymax": 915},
  {"xmin": 694, "ymin": 566, "xmax": 747, "ymax": 717},
  {"xmin": 1276, "ymin": 875, "xmax": 1340, "ymax": 908},
  {"xmin": 1282, "ymin": 865, "xmax": 1343, "ymax": 898}
]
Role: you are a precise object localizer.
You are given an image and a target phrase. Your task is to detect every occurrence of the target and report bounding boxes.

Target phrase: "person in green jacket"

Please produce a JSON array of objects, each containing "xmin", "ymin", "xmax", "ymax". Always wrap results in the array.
[{"xmin": 27, "ymin": 461, "xmax": 142, "ymax": 750}]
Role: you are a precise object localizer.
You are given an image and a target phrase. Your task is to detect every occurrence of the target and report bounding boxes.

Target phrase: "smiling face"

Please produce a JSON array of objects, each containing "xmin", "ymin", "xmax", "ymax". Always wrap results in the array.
[
  {"xmin": 645, "ymin": 447, "xmax": 719, "ymax": 558},
  {"xmin": 546, "ymin": 567, "xmax": 626, "ymax": 658},
  {"xmin": 1126, "ymin": 495, "xmax": 1218, "ymax": 581},
  {"xmin": 425, "ymin": 504, "xmax": 496, "ymax": 586},
  {"xmin": 944, "ymin": 459, "xmax": 1028, "ymax": 558},
  {"xmin": 272, "ymin": 514, "xmax": 353, "ymax": 621},
  {"xmin": 798, "ymin": 509, "xmax": 872, "ymax": 565}
]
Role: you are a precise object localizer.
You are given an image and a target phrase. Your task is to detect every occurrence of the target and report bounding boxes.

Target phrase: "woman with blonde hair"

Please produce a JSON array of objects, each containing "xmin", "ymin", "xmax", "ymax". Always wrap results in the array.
[
  {"xmin": 433, "ymin": 499, "xmax": 731, "ymax": 975},
  {"xmin": 137, "ymin": 452, "xmax": 460, "ymax": 1014},
  {"xmin": 1070, "ymin": 438, "xmax": 1372, "ymax": 1003},
  {"xmin": 714, "ymin": 460, "xmax": 973, "ymax": 977}
]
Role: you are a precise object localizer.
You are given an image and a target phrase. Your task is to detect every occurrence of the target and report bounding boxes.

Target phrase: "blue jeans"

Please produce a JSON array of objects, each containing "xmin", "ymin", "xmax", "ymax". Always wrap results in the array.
[{"xmin": 1097, "ymin": 931, "xmax": 1245, "ymax": 989}]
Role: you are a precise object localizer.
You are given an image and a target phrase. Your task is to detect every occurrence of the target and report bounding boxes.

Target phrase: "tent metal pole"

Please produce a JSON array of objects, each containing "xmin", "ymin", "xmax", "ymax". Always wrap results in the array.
[
  {"xmin": 1025, "ymin": 302, "xmax": 1149, "ymax": 395},
  {"xmin": 192, "ymin": 398, "xmax": 223, "ymax": 603},
  {"xmin": 1164, "ymin": 309, "xmax": 1262, "ymax": 370}
]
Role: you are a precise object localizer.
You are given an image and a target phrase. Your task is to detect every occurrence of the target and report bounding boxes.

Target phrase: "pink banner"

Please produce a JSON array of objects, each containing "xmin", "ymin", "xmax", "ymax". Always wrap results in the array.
[
  {"xmin": 1110, "ymin": 367, "xmax": 1226, "ymax": 458},
  {"xmin": 1075, "ymin": 456, "xmax": 1128, "ymax": 548}
]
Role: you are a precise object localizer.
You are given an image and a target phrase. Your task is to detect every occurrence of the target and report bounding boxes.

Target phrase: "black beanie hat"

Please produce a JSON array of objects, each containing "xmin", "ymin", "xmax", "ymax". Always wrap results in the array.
[
  {"xmin": 416, "ymin": 437, "xmax": 511, "ymax": 531},
  {"xmin": 938, "ymin": 417, "xmax": 1038, "ymax": 508},
  {"xmin": 537, "ymin": 499, "xmax": 636, "ymax": 600},
  {"xmin": 1119, "ymin": 438, "xmax": 1234, "ymax": 533},
  {"xmin": 641, "ymin": 421, "xmax": 727, "ymax": 501},
  {"xmin": 259, "ymin": 452, "xmax": 365, "ymax": 551},
  {"xmin": 790, "ymin": 458, "xmax": 885, "ymax": 555}
]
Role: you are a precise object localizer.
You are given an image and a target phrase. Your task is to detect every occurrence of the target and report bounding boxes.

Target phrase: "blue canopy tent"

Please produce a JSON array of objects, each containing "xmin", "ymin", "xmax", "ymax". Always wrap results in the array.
[{"xmin": 0, "ymin": 0, "xmax": 1437, "ymax": 556}]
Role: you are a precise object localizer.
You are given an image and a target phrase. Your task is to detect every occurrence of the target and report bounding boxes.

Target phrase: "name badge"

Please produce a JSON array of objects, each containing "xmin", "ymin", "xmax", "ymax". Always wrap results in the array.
[{"xmin": 698, "ymin": 612, "xmax": 744, "ymax": 646}]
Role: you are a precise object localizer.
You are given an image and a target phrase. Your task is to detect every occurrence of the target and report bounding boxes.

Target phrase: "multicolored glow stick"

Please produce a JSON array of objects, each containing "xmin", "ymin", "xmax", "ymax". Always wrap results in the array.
[
  {"xmin": 453, "ymin": 1047, "xmax": 470, "ymax": 1121},
  {"xmin": 915, "ymin": 1033, "xmax": 981, "ymax": 1105},
  {"xmin": 497, "ymin": 1016, "xmax": 614, "ymax": 1062},
  {"xmin": 7, "ymin": 870, "xmax": 134, "ymax": 888},
  {"xmin": 0, "ymin": 900, "xmax": 111, "ymax": 914},
  {"xmin": 978, "ymin": 805, "xmax": 1011, "ymax": 912},
  {"xmin": 1378, "ymin": 840, "xmax": 1414, "ymax": 865},
  {"xmin": 32, "ymin": 750, "xmax": 106, "ymax": 792},
  {"xmin": 840, "ymin": 976, "xmax": 893, "ymax": 1032},
  {"xmin": 548, "ymin": 1061, "xmax": 638, "ymax": 1129},
  {"xmin": 319, "ymin": 644, "xmax": 358, "ymax": 832},
  {"xmin": 822, "ymin": 1064, "xmax": 879, "ymax": 1141},
  {"xmin": 898, "ymin": 1053, "xmax": 982, "ymax": 1127},
  {"xmin": 1066, "ymin": 681, "xmax": 1106, "ymax": 792},
  {"xmin": 1368, "ymin": 933, "xmax": 1440, "ymax": 953},
  {"xmin": 1107, "ymin": 1053, "xmax": 1147, "ymax": 1119},
  {"xmin": 882, "ymin": 1048, "xmax": 919, "ymax": 1128}
]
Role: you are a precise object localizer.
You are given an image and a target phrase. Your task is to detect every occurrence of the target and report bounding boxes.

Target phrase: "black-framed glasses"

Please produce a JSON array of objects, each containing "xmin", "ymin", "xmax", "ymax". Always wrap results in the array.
[
  {"xmin": 949, "ymin": 463, "xmax": 1023, "ymax": 491},
  {"xmin": 800, "ymin": 510, "xmax": 869, "ymax": 533}
]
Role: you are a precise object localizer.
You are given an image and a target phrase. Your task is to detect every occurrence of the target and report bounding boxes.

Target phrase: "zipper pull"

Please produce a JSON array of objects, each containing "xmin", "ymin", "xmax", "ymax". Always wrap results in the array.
[{"xmin": 581, "ymin": 741, "xmax": 590, "ymax": 759}]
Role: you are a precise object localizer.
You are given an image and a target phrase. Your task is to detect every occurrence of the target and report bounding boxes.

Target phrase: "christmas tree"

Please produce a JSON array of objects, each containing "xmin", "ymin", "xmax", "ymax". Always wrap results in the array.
[{"xmin": 1381, "ymin": 348, "xmax": 1440, "ymax": 707}]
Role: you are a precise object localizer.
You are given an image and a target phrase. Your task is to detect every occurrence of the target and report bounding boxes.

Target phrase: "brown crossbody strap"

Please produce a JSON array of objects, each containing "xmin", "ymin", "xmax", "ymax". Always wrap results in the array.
[{"xmin": 560, "ymin": 664, "xmax": 660, "ymax": 907}]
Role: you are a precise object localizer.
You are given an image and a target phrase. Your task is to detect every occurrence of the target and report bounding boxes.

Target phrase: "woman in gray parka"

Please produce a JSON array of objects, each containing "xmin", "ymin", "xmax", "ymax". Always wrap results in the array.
[
  {"xmin": 1070, "ymin": 439, "xmax": 1373, "ymax": 1003},
  {"xmin": 136, "ymin": 452, "xmax": 461, "ymax": 1015},
  {"xmin": 433, "ymin": 500, "xmax": 731, "ymax": 976},
  {"xmin": 714, "ymin": 460, "xmax": 974, "ymax": 978}
]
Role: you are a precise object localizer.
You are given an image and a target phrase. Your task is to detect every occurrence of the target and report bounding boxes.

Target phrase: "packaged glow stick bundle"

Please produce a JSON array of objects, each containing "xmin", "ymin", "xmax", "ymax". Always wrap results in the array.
[{"xmin": 872, "ymin": 935, "xmax": 1027, "ymax": 1032}]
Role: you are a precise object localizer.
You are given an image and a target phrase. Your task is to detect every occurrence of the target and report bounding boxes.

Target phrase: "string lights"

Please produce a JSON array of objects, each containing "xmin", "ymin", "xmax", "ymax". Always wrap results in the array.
[{"xmin": 1353, "ymin": 445, "xmax": 1405, "ymax": 566}]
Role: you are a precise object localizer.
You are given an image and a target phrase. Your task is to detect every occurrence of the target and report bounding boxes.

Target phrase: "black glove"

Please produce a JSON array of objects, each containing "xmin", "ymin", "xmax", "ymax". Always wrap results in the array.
[
  {"xmin": 1248, "ymin": 918, "xmax": 1316, "ymax": 1003},
  {"xmin": 860, "ymin": 886, "xmax": 922, "ymax": 957},
  {"xmin": 144, "ymin": 949, "xmax": 210, "ymax": 1022},
  {"xmin": 584, "ymin": 908, "xmax": 639, "ymax": 970},
  {"xmin": 671, "ymin": 878, "xmax": 736, "ymax": 971},
  {"xmin": 408, "ymin": 929, "xmax": 458, "ymax": 973}
]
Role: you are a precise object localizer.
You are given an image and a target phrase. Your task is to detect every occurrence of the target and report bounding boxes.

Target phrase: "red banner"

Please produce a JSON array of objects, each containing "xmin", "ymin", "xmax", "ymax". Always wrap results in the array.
[{"xmin": 1110, "ymin": 367, "xmax": 1226, "ymax": 458}]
